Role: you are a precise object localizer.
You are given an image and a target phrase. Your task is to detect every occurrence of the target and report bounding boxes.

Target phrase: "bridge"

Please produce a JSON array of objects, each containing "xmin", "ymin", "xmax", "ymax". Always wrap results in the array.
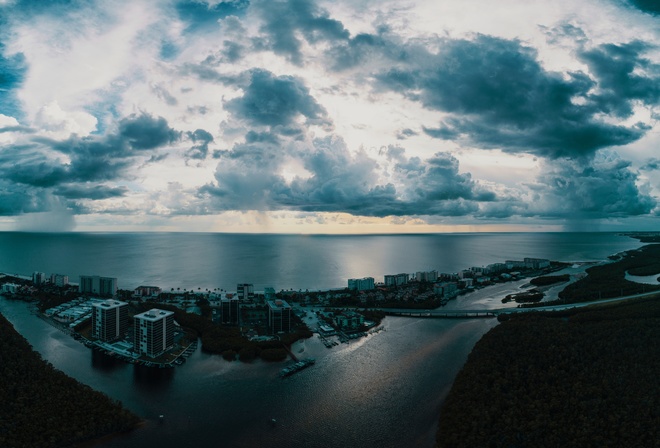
[
  {"xmin": 378, "ymin": 291, "xmax": 660, "ymax": 319},
  {"xmin": 384, "ymin": 310, "xmax": 497, "ymax": 319}
]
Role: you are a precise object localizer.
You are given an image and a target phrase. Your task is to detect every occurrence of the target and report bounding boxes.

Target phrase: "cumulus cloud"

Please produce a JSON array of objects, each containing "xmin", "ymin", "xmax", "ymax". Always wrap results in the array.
[
  {"xmin": 377, "ymin": 34, "xmax": 654, "ymax": 159},
  {"xmin": 200, "ymin": 134, "xmax": 497, "ymax": 218},
  {"xmin": 255, "ymin": 0, "xmax": 349, "ymax": 65},
  {"xmin": 534, "ymin": 153, "xmax": 656, "ymax": 218},
  {"xmin": 225, "ymin": 69, "xmax": 330, "ymax": 130}
]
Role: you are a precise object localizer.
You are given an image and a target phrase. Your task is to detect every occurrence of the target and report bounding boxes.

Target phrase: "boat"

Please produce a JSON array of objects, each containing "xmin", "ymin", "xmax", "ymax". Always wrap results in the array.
[{"xmin": 279, "ymin": 358, "xmax": 316, "ymax": 378}]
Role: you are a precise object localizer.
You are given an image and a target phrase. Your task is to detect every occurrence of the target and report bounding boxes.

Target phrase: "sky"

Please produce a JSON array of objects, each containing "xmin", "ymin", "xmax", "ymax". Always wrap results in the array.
[{"xmin": 0, "ymin": 0, "xmax": 659, "ymax": 233}]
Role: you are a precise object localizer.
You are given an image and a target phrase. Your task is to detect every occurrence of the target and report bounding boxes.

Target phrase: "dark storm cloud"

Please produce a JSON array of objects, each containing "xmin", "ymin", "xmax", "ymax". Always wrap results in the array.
[
  {"xmin": 0, "ymin": 43, "xmax": 28, "ymax": 118},
  {"xmin": 175, "ymin": 0, "xmax": 249, "ymax": 33},
  {"xmin": 537, "ymin": 157, "xmax": 656, "ymax": 218},
  {"xmin": 396, "ymin": 128, "xmax": 418, "ymax": 140},
  {"xmin": 225, "ymin": 69, "xmax": 330, "ymax": 129},
  {"xmin": 0, "ymin": 181, "xmax": 48, "ymax": 216},
  {"xmin": 185, "ymin": 128, "xmax": 214, "ymax": 160},
  {"xmin": 625, "ymin": 0, "xmax": 660, "ymax": 15},
  {"xmin": 255, "ymin": 0, "xmax": 349, "ymax": 65},
  {"xmin": 376, "ymin": 34, "xmax": 654, "ymax": 158},
  {"xmin": 200, "ymin": 135, "xmax": 497, "ymax": 217},
  {"xmin": 0, "ymin": 112, "xmax": 179, "ymax": 214},
  {"xmin": 578, "ymin": 41, "xmax": 660, "ymax": 117},
  {"xmin": 54, "ymin": 184, "xmax": 129, "ymax": 200},
  {"xmin": 118, "ymin": 113, "xmax": 180, "ymax": 150}
]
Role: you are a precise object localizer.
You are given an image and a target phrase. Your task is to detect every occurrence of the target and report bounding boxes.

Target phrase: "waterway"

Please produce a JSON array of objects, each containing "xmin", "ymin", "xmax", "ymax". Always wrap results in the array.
[{"xmin": 0, "ymin": 298, "xmax": 496, "ymax": 448}]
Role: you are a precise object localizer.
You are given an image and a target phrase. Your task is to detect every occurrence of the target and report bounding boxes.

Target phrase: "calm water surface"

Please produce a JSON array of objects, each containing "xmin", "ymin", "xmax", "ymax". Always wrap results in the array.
[{"xmin": 0, "ymin": 232, "xmax": 640, "ymax": 291}]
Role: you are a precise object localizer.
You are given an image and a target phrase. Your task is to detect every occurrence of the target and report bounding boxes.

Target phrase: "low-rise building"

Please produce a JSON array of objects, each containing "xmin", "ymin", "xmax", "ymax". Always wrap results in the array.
[
  {"xmin": 134, "ymin": 286, "xmax": 162, "ymax": 298},
  {"xmin": 335, "ymin": 311, "xmax": 364, "ymax": 330}
]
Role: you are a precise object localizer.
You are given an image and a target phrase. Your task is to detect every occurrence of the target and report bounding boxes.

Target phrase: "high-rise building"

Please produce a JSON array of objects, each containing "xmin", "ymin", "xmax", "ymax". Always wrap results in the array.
[
  {"xmin": 79, "ymin": 275, "xmax": 117, "ymax": 297},
  {"xmin": 92, "ymin": 300, "xmax": 128, "ymax": 342},
  {"xmin": 50, "ymin": 273, "xmax": 69, "ymax": 287},
  {"xmin": 348, "ymin": 277, "xmax": 375, "ymax": 291},
  {"xmin": 133, "ymin": 309, "xmax": 175, "ymax": 358},
  {"xmin": 264, "ymin": 287, "xmax": 276, "ymax": 301},
  {"xmin": 267, "ymin": 299, "xmax": 292, "ymax": 333},
  {"xmin": 384, "ymin": 273, "xmax": 409, "ymax": 287},
  {"xmin": 32, "ymin": 272, "xmax": 46, "ymax": 285},
  {"xmin": 220, "ymin": 298, "xmax": 240, "ymax": 325},
  {"xmin": 237, "ymin": 283, "xmax": 254, "ymax": 302}
]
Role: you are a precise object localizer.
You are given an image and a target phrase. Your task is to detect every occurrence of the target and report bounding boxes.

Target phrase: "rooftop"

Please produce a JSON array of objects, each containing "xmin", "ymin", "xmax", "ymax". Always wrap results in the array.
[{"xmin": 134, "ymin": 308, "xmax": 175, "ymax": 321}]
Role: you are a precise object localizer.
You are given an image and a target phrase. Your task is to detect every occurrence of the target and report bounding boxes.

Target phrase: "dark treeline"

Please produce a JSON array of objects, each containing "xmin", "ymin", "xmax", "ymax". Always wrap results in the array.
[
  {"xmin": 529, "ymin": 274, "xmax": 569, "ymax": 287},
  {"xmin": 558, "ymin": 244, "xmax": 660, "ymax": 302},
  {"xmin": 0, "ymin": 313, "xmax": 140, "ymax": 448},
  {"xmin": 437, "ymin": 298, "xmax": 660, "ymax": 448}
]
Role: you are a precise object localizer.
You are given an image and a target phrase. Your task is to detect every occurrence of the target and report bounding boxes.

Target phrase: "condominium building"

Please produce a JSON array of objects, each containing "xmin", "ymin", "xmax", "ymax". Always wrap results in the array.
[
  {"xmin": 384, "ymin": 273, "xmax": 409, "ymax": 287},
  {"xmin": 32, "ymin": 272, "xmax": 46, "ymax": 285},
  {"xmin": 133, "ymin": 309, "xmax": 175, "ymax": 358},
  {"xmin": 50, "ymin": 273, "xmax": 69, "ymax": 287},
  {"xmin": 79, "ymin": 275, "xmax": 117, "ymax": 297},
  {"xmin": 220, "ymin": 298, "xmax": 240, "ymax": 325},
  {"xmin": 348, "ymin": 277, "xmax": 375, "ymax": 291},
  {"xmin": 92, "ymin": 300, "xmax": 128, "ymax": 342},
  {"xmin": 237, "ymin": 283, "xmax": 255, "ymax": 302},
  {"xmin": 267, "ymin": 299, "xmax": 292, "ymax": 333}
]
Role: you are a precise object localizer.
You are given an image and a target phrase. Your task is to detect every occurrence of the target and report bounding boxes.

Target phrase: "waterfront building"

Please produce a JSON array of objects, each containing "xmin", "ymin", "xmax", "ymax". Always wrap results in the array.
[
  {"xmin": 91, "ymin": 300, "xmax": 128, "ymax": 342},
  {"xmin": 384, "ymin": 273, "xmax": 409, "ymax": 287},
  {"xmin": 335, "ymin": 311, "xmax": 364, "ymax": 330},
  {"xmin": 1, "ymin": 283, "xmax": 19, "ymax": 294},
  {"xmin": 506, "ymin": 260, "xmax": 526, "ymax": 269},
  {"xmin": 267, "ymin": 299, "xmax": 292, "ymax": 333},
  {"xmin": 32, "ymin": 271, "xmax": 46, "ymax": 285},
  {"xmin": 237, "ymin": 283, "xmax": 255, "ymax": 302},
  {"xmin": 348, "ymin": 277, "xmax": 375, "ymax": 291},
  {"xmin": 133, "ymin": 309, "xmax": 175, "ymax": 358},
  {"xmin": 415, "ymin": 270, "xmax": 439, "ymax": 283},
  {"xmin": 221, "ymin": 298, "xmax": 240, "ymax": 325},
  {"xmin": 50, "ymin": 273, "xmax": 69, "ymax": 287},
  {"xmin": 433, "ymin": 282, "xmax": 459, "ymax": 299},
  {"xmin": 79, "ymin": 275, "xmax": 117, "ymax": 297}
]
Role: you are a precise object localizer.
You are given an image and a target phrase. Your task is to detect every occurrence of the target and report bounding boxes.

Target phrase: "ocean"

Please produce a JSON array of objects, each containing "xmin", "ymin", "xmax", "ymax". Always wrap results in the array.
[
  {"xmin": 0, "ymin": 232, "xmax": 643, "ymax": 447},
  {"xmin": 0, "ymin": 232, "xmax": 640, "ymax": 291}
]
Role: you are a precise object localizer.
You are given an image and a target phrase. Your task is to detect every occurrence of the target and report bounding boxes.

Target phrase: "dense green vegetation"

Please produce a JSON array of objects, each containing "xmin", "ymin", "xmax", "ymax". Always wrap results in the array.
[
  {"xmin": 558, "ymin": 244, "xmax": 660, "ymax": 302},
  {"xmin": 437, "ymin": 298, "xmax": 660, "ymax": 448},
  {"xmin": 530, "ymin": 274, "xmax": 570, "ymax": 286},
  {"xmin": 0, "ymin": 313, "xmax": 140, "ymax": 448}
]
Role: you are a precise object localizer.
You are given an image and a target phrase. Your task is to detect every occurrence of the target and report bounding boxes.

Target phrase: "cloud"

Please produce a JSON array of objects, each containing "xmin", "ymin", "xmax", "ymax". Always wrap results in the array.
[
  {"xmin": 640, "ymin": 158, "xmax": 660, "ymax": 171},
  {"xmin": 185, "ymin": 128, "xmax": 214, "ymax": 160},
  {"xmin": 376, "ymin": 34, "xmax": 654, "ymax": 158},
  {"xmin": 535, "ymin": 153, "xmax": 656, "ymax": 218},
  {"xmin": 0, "ymin": 112, "xmax": 179, "ymax": 215},
  {"xmin": 255, "ymin": 0, "xmax": 349, "ymax": 65},
  {"xmin": 53, "ymin": 184, "xmax": 129, "ymax": 200},
  {"xmin": 225, "ymin": 68, "xmax": 330, "ymax": 130},
  {"xmin": 0, "ymin": 42, "xmax": 27, "ymax": 118},
  {"xmin": 117, "ymin": 113, "xmax": 180, "ymax": 150},
  {"xmin": 200, "ymin": 133, "xmax": 498, "ymax": 218},
  {"xmin": 625, "ymin": 0, "xmax": 660, "ymax": 15},
  {"xmin": 578, "ymin": 41, "xmax": 660, "ymax": 118},
  {"xmin": 175, "ymin": 0, "xmax": 249, "ymax": 34}
]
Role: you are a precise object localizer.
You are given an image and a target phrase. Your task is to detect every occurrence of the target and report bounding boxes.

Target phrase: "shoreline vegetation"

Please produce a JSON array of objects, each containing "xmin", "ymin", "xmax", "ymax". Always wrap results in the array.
[
  {"xmin": 436, "ymin": 296, "xmax": 660, "ymax": 448},
  {"xmin": 0, "ymin": 313, "xmax": 141, "ymax": 448}
]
